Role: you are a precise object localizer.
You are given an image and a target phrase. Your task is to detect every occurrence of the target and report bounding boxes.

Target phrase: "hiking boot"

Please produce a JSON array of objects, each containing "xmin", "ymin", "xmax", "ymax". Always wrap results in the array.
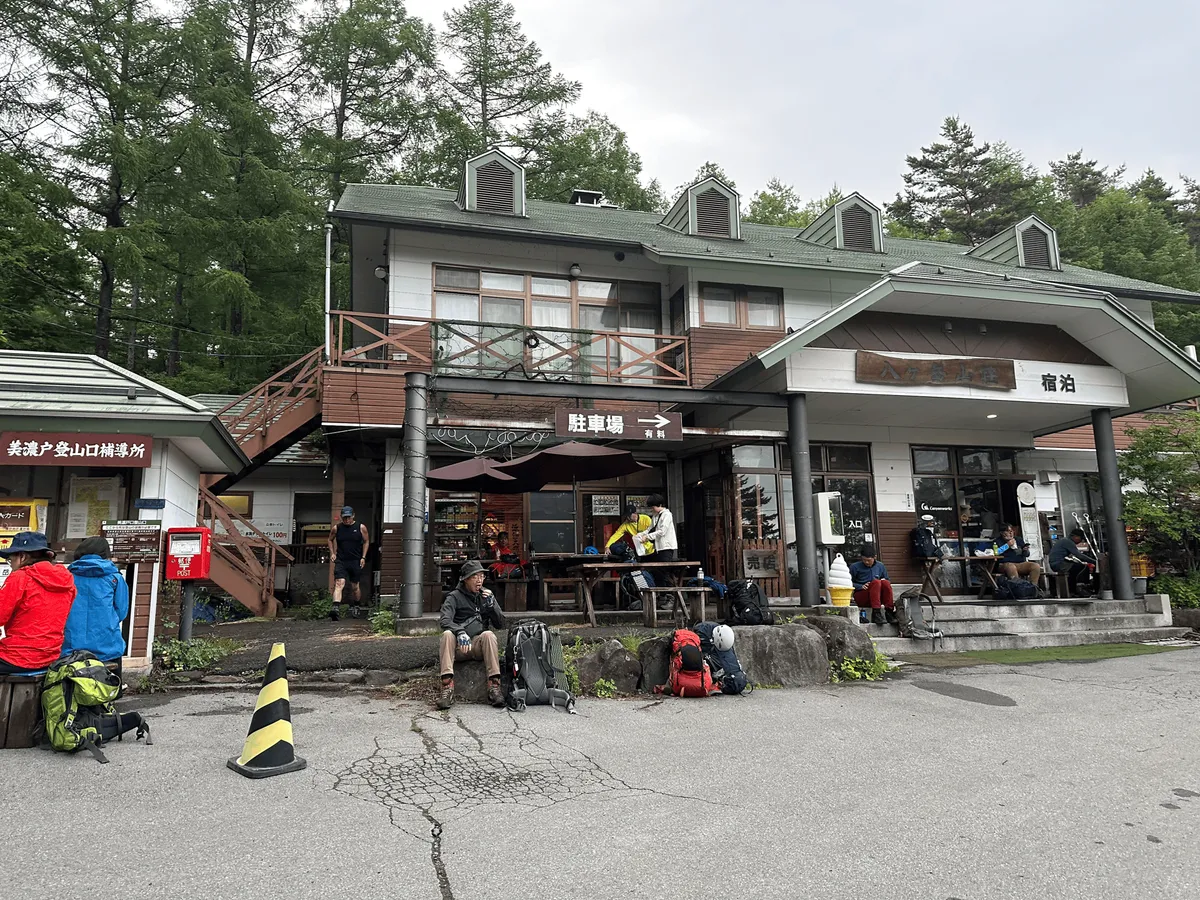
[
  {"xmin": 329, "ymin": 604, "xmax": 340, "ymax": 622},
  {"xmin": 486, "ymin": 678, "xmax": 505, "ymax": 708},
  {"xmin": 885, "ymin": 609, "xmax": 899, "ymax": 626},
  {"xmin": 871, "ymin": 609, "xmax": 887, "ymax": 626},
  {"xmin": 859, "ymin": 610, "xmax": 870, "ymax": 624},
  {"xmin": 436, "ymin": 679, "xmax": 455, "ymax": 710}
]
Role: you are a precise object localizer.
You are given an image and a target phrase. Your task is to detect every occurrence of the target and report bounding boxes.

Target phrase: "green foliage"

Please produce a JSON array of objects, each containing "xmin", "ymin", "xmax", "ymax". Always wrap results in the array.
[
  {"xmin": 1118, "ymin": 412, "xmax": 1200, "ymax": 570},
  {"xmin": 744, "ymin": 180, "xmax": 843, "ymax": 228},
  {"xmin": 153, "ymin": 636, "xmax": 241, "ymax": 671},
  {"xmin": 370, "ymin": 608, "xmax": 397, "ymax": 634},
  {"xmin": 561, "ymin": 637, "xmax": 587, "ymax": 695},
  {"xmin": 302, "ymin": 589, "xmax": 334, "ymax": 620},
  {"xmin": 1148, "ymin": 572, "xmax": 1200, "ymax": 609},
  {"xmin": 593, "ymin": 677, "xmax": 617, "ymax": 699},
  {"xmin": 615, "ymin": 630, "xmax": 649, "ymax": 655},
  {"xmin": 829, "ymin": 647, "xmax": 895, "ymax": 683}
]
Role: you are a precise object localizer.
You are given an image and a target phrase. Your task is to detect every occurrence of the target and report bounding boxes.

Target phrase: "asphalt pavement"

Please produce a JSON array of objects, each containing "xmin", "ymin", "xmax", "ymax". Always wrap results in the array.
[{"xmin": 3, "ymin": 649, "xmax": 1199, "ymax": 899}]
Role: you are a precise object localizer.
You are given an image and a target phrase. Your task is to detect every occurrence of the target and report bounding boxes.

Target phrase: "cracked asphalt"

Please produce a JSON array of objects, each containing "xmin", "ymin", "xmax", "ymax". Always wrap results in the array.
[{"xmin": 3, "ymin": 648, "xmax": 1200, "ymax": 899}]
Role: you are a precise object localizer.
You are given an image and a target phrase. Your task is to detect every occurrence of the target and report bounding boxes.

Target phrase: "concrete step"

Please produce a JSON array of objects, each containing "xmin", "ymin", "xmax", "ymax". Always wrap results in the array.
[
  {"xmin": 875, "ymin": 626, "xmax": 1193, "ymax": 655},
  {"xmin": 866, "ymin": 613, "xmax": 1170, "ymax": 639}
]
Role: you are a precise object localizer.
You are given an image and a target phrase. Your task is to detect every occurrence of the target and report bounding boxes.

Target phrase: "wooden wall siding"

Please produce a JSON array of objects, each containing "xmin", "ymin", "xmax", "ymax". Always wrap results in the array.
[
  {"xmin": 809, "ymin": 312, "xmax": 1108, "ymax": 366},
  {"xmin": 1035, "ymin": 414, "xmax": 1158, "ymax": 451},
  {"xmin": 875, "ymin": 512, "xmax": 925, "ymax": 586},
  {"xmin": 732, "ymin": 538, "xmax": 789, "ymax": 598},
  {"xmin": 379, "ymin": 524, "xmax": 404, "ymax": 595},
  {"xmin": 689, "ymin": 327, "xmax": 782, "ymax": 386},
  {"xmin": 322, "ymin": 369, "xmax": 408, "ymax": 425},
  {"xmin": 131, "ymin": 562, "xmax": 162, "ymax": 658}
]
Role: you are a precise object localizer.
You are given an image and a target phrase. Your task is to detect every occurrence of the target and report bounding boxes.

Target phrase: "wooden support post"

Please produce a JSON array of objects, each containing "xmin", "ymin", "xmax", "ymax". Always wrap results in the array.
[{"xmin": 330, "ymin": 454, "xmax": 345, "ymax": 592}]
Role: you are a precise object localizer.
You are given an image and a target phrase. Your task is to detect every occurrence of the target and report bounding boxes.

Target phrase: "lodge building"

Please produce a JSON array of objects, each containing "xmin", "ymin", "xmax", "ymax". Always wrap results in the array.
[{"xmin": 58, "ymin": 149, "xmax": 1200, "ymax": 623}]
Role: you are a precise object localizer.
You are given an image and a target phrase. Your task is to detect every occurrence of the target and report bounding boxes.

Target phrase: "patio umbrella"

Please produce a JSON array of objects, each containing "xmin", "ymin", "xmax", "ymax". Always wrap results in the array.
[
  {"xmin": 492, "ymin": 441, "xmax": 649, "ymax": 489},
  {"xmin": 424, "ymin": 457, "xmax": 526, "ymax": 493}
]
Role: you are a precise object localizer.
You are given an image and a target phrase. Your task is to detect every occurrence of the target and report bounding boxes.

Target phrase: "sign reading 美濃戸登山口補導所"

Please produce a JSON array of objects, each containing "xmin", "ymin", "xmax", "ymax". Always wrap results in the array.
[
  {"xmin": 0, "ymin": 432, "xmax": 153, "ymax": 467},
  {"xmin": 554, "ymin": 409, "xmax": 683, "ymax": 442}
]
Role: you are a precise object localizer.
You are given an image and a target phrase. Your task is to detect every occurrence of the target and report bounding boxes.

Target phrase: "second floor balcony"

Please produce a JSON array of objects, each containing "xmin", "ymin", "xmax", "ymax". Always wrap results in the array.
[{"xmin": 329, "ymin": 311, "xmax": 691, "ymax": 386}]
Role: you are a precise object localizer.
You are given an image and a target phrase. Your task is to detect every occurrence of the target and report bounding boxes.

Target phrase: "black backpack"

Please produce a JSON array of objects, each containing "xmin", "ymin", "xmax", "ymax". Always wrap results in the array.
[
  {"xmin": 993, "ymin": 574, "xmax": 1040, "ymax": 601},
  {"xmin": 726, "ymin": 580, "xmax": 775, "ymax": 626},
  {"xmin": 607, "ymin": 541, "xmax": 634, "ymax": 563},
  {"xmin": 502, "ymin": 620, "xmax": 575, "ymax": 713},
  {"xmin": 910, "ymin": 526, "xmax": 943, "ymax": 559},
  {"xmin": 693, "ymin": 622, "xmax": 751, "ymax": 695}
]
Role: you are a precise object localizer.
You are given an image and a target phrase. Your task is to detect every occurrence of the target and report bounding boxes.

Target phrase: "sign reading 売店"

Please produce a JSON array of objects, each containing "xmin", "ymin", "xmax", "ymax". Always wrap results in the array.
[
  {"xmin": 554, "ymin": 409, "xmax": 683, "ymax": 442},
  {"xmin": 855, "ymin": 352, "xmax": 1017, "ymax": 391},
  {"xmin": 0, "ymin": 432, "xmax": 153, "ymax": 467}
]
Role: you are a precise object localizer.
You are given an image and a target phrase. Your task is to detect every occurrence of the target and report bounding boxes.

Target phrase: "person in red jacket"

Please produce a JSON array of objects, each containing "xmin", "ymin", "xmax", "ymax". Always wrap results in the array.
[{"xmin": 0, "ymin": 532, "xmax": 77, "ymax": 673}]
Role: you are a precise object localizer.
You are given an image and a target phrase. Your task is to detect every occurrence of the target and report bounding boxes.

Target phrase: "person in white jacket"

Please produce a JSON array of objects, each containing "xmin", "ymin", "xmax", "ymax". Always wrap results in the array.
[{"xmin": 636, "ymin": 494, "xmax": 678, "ymax": 562}]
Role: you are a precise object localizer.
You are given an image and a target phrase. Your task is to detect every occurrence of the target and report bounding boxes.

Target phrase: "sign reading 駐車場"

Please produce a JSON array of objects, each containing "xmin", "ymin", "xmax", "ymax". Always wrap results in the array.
[
  {"xmin": 0, "ymin": 433, "xmax": 153, "ymax": 467},
  {"xmin": 554, "ymin": 409, "xmax": 683, "ymax": 442},
  {"xmin": 855, "ymin": 352, "xmax": 1017, "ymax": 391}
]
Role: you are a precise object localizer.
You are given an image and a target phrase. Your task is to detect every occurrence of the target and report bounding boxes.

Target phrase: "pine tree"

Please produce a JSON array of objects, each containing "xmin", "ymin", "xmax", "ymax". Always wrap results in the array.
[
  {"xmin": 887, "ymin": 117, "xmax": 1041, "ymax": 245},
  {"xmin": 1049, "ymin": 150, "xmax": 1123, "ymax": 209}
]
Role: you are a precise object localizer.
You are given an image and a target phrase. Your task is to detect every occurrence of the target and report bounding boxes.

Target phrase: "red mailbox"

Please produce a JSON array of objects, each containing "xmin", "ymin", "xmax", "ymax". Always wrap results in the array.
[{"xmin": 165, "ymin": 527, "xmax": 212, "ymax": 580}]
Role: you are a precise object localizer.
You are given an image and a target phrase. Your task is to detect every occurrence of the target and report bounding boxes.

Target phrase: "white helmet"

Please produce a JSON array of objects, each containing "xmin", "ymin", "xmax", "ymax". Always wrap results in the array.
[{"xmin": 712, "ymin": 624, "xmax": 735, "ymax": 652}]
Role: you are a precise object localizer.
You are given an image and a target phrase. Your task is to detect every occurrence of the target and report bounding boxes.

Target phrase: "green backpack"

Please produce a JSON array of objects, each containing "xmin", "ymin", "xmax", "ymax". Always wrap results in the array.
[{"xmin": 41, "ymin": 651, "xmax": 151, "ymax": 763}]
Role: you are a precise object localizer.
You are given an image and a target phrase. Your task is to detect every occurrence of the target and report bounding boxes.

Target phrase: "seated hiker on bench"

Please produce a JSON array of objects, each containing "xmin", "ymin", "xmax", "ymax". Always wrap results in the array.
[
  {"xmin": 437, "ymin": 560, "xmax": 507, "ymax": 711},
  {"xmin": 849, "ymin": 543, "xmax": 897, "ymax": 626},
  {"xmin": 63, "ymin": 536, "xmax": 130, "ymax": 663},
  {"xmin": 605, "ymin": 505, "xmax": 653, "ymax": 559},
  {"xmin": 997, "ymin": 524, "xmax": 1042, "ymax": 584},
  {"xmin": 1048, "ymin": 529, "xmax": 1096, "ymax": 596},
  {"xmin": 0, "ymin": 532, "xmax": 77, "ymax": 675}
]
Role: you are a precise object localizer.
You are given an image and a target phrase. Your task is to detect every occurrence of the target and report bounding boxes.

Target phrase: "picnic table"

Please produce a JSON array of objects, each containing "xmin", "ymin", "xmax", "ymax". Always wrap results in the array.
[
  {"xmin": 567, "ymin": 560, "xmax": 707, "ymax": 627},
  {"xmin": 919, "ymin": 555, "xmax": 1000, "ymax": 601}
]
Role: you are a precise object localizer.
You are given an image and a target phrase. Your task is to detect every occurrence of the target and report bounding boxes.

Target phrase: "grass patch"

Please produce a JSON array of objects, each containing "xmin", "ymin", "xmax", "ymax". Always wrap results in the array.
[
  {"xmin": 959, "ymin": 643, "xmax": 1188, "ymax": 666},
  {"xmin": 830, "ymin": 646, "xmax": 897, "ymax": 683},
  {"xmin": 153, "ymin": 636, "xmax": 242, "ymax": 671}
]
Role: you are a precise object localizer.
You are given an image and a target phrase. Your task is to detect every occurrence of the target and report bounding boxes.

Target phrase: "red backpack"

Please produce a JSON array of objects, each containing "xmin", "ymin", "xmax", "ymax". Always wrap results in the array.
[{"xmin": 665, "ymin": 629, "xmax": 714, "ymax": 697}]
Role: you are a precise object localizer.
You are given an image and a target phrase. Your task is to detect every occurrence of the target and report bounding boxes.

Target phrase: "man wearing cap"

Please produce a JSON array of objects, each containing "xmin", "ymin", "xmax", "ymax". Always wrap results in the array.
[
  {"xmin": 0, "ymin": 532, "xmax": 77, "ymax": 674},
  {"xmin": 328, "ymin": 506, "xmax": 369, "ymax": 621},
  {"xmin": 437, "ymin": 559, "xmax": 506, "ymax": 709}
]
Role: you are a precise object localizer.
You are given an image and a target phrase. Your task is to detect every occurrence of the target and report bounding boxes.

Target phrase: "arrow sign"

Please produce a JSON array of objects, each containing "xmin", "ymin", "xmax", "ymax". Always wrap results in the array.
[{"xmin": 636, "ymin": 414, "xmax": 671, "ymax": 429}]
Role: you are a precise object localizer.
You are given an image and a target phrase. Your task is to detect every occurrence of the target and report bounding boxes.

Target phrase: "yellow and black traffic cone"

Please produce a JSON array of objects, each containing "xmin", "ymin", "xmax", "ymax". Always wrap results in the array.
[{"xmin": 227, "ymin": 642, "xmax": 306, "ymax": 779}]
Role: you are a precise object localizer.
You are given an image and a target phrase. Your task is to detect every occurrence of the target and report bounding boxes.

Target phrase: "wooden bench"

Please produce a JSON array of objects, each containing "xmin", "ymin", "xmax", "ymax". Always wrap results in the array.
[
  {"xmin": 1, "ymin": 674, "xmax": 43, "ymax": 749},
  {"xmin": 640, "ymin": 586, "xmax": 720, "ymax": 628}
]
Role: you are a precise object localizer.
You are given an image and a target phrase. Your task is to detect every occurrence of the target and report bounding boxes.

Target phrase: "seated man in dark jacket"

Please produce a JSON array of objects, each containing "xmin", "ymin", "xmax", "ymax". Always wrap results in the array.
[
  {"xmin": 1048, "ymin": 529, "xmax": 1096, "ymax": 595},
  {"xmin": 996, "ymin": 523, "xmax": 1042, "ymax": 585},
  {"xmin": 437, "ymin": 559, "xmax": 507, "ymax": 710}
]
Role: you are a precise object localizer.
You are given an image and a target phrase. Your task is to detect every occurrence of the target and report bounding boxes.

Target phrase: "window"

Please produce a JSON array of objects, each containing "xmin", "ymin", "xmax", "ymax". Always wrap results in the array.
[
  {"xmin": 957, "ymin": 449, "xmax": 994, "ymax": 475},
  {"xmin": 699, "ymin": 284, "xmax": 783, "ymax": 330},
  {"xmin": 825, "ymin": 444, "xmax": 870, "ymax": 473},
  {"xmin": 732, "ymin": 445, "xmax": 775, "ymax": 469},
  {"xmin": 529, "ymin": 491, "xmax": 576, "ymax": 553},
  {"xmin": 218, "ymin": 492, "xmax": 253, "ymax": 517},
  {"xmin": 912, "ymin": 448, "xmax": 951, "ymax": 474}
]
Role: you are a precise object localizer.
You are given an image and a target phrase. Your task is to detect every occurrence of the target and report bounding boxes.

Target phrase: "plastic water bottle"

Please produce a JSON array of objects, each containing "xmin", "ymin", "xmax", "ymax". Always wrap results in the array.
[{"xmin": 697, "ymin": 566, "xmax": 705, "ymax": 582}]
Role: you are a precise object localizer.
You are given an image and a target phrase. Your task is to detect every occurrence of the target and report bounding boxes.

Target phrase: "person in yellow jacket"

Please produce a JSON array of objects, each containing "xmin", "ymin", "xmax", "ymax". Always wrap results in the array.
[{"xmin": 605, "ymin": 504, "xmax": 653, "ymax": 557}]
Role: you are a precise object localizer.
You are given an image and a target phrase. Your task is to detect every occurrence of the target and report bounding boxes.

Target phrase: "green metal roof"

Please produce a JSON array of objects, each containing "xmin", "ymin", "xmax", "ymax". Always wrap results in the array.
[{"xmin": 335, "ymin": 184, "xmax": 1200, "ymax": 302}]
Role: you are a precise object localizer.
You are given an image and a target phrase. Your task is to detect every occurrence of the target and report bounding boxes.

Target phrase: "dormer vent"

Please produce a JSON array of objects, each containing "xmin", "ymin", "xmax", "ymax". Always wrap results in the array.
[
  {"xmin": 570, "ymin": 189, "xmax": 605, "ymax": 206},
  {"xmin": 797, "ymin": 192, "xmax": 884, "ymax": 253},
  {"xmin": 1020, "ymin": 224, "xmax": 1053, "ymax": 269},
  {"xmin": 458, "ymin": 148, "xmax": 526, "ymax": 216},
  {"xmin": 660, "ymin": 176, "xmax": 741, "ymax": 239},
  {"xmin": 966, "ymin": 214, "xmax": 1060, "ymax": 270}
]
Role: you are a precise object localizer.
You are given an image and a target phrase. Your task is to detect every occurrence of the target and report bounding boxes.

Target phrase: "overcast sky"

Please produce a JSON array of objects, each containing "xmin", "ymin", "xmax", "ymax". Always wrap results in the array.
[{"xmin": 408, "ymin": 0, "xmax": 1200, "ymax": 206}]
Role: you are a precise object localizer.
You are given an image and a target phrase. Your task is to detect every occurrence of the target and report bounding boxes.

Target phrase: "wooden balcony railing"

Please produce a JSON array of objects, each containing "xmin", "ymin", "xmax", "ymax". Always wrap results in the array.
[
  {"xmin": 216, "ymin": 347, "xmax": 322, "ymax": 449},
  {"xmin": 327, "ymin": 310, "xmax": 690, "ymax": 385}
]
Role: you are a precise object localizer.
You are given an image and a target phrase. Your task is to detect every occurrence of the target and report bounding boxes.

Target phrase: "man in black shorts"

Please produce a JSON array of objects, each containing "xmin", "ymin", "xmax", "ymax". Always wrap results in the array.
[{"xmin": 328, "ymin": 506, "xmax": 369, "ymax": 621}]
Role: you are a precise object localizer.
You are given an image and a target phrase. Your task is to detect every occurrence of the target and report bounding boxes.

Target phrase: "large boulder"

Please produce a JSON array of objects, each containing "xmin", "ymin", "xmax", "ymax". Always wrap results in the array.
[
  {"xmin": 451, "ymin": 660, "xmax": 490, "ymax": 702},
  {"xmin": 801, "ymin": 614, "xmax": 876, "ymax": 665},
  {"xmin": 732, "ymin": 624, "xmax": 829, "ymax": 687},
  {"xmin": 576, "ymin": 640, "xmax": 642, "ymax": 695},
  {"xmin": 638, "ymin": 637, "xmax": 671, "ymax": 693}
]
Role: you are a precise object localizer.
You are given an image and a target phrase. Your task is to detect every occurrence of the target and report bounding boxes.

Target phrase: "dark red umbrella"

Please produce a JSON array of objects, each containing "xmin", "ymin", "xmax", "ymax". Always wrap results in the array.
[
  {"xmin": 425, "ymin": 457, "xmax": 525, "ymax": 493},
  {"xmin": 492, "ymin": 441, "xmax": 649, "ymax": 488}
]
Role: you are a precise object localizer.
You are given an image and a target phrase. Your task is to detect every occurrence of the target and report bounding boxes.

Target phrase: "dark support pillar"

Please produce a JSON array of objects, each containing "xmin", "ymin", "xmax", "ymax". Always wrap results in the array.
[
  {"xmin": 329, "ymin": 454, "xmax": 345, "ymax": 593},
  {"xmin": 401, "ymin": 372, "xmax": 430, "ymax": 613},
  {"xmin": 1092, "ymin": 407, "xmax": 1134, "ymax": 601},
  {"xmin": 787, "ymin": 393, "xmax": 820, "ymax": 604}
]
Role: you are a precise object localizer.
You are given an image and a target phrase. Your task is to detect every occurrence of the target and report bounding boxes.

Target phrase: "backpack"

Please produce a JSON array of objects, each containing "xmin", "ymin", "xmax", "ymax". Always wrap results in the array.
[
  {"xmin": 993, "ymin": 574, "xmax": 1040, "ymax": 601},
  {"xmin": 607, "ymin": 541, "xmax": 634, "ymax": 563},
  {"xmin": 896, "ymin": 588, "xmax": 943, "ymax": 648},
  {"xmin": 40, "ymin": 651, "xmax": 152, "ymax": 763},
  {"xmin": 726, "ymin": 580, "xmax": 775, "ymax": 626},
  {"xmin": 620, "ymin": 570, "xmax": 655, "ymax": 611},
  {"xmin": 693, "ymin": 622, "xmax": 750, "ymax": 695},
  {"xmin": 660, "ymin": 629, "xmax": 714, "ymax": 697},
  {"xmin": 910, "ymin": 526, "xmax": 943, "ymax": 559},
  {"xmin": 502, "ymin": 620, "xmax": 576, "ymax": 713}
]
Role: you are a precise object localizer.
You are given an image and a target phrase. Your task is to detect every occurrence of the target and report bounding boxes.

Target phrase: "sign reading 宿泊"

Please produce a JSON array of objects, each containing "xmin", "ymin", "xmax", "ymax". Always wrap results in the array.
[
  {"xmin": 855, "ymin": 352, "xmax": 1016, "ymax": 391},
  {"xmin": 554, "ymin": 409, "xmax": 683, "ymax": 442},
  {"xmin": 0, "ymin": 433, "xmax": 153, "ymax": 467}
]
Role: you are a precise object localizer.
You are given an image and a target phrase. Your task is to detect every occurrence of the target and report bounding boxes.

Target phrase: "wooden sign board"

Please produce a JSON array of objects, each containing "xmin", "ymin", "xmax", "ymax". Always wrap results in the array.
[
  {"xmin": 855, "ymin": 352, "xmax": 1016, "ymax": 391},
  {"xmin": 1, "ymin": 433, "xmax": 153, "ymax": 467},
  {"xmin": 742, "ymin": 548, "xmax": 781, "ymax": 578},
  {"xmin": 102, "ymin": 519, "xmax": 162, "ymax": 561},
  {"xmin": 556, "ymin": 409, "xmax": 683, "ymax": 442}
]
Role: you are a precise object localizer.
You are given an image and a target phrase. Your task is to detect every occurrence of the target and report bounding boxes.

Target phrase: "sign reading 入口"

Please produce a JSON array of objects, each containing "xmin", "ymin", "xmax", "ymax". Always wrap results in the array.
[
  {"xmin": 555, "ymin": 409, "xmax": 683, "ymax": 442},
  {"xmin": 1, "ymin": 432, "xmax": 153, "ymax": 467},
  {"xmin": 855, "ymin": 352, "xmax": 1016, "ymax": 391}
]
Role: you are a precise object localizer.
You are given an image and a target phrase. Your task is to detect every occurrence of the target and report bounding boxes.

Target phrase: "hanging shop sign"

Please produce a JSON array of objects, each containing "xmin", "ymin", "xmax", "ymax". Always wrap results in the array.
[
  {"xmin": 591, "ymin": 494, "xmax": 621, "ymax": 517},
  {"xmin": 102, "ymin": 519, "xmax": 162, "ymax": 561},
  {"xmin": 0, "ymin": 432, "xmax": 153, "ymax": 467},
  {"xmin": 742, "ymin": 548, "xmax": 781, "ymax": 578},
  {"xmin": 555, "ymin": 410, "xmax": 683, "ymax": 442},
  {"xmin": 855, "ymin": 352, "xmax": 1016, "ymax": 391}
]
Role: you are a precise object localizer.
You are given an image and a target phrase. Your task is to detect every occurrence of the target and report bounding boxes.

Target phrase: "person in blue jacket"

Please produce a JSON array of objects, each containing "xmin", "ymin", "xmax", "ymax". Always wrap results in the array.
[{"xmin": 63, "ymin": 536, "xmax": 130, "ymax": 662}]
